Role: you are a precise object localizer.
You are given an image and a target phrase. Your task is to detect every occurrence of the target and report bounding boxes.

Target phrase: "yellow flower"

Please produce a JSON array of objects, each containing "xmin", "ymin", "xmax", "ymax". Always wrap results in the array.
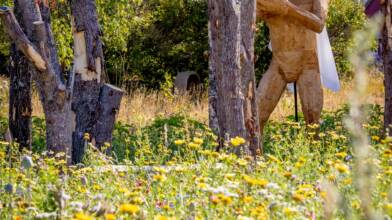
[
  {"xmin": 193, "ymin": 137, "xmax": 204, "ymax": 145},
  {"xmin": 242, "ymin": 196, "xmax": 253, "ymax": 204},
  {"xmin": 384, "ymin": 203, "xmax": 392, "ymax": 211},
  {"xmin": 83, "ymin": 133, "xmax": 90, "ymax": 141},
  {"xmin": 335, "ymin": 152, "xmax": 347, "ymax": 159},
  {"xmin": 250, "ymin": 205, "xmax": 268, "ymax": 219},
  {"xmin": 154, "ymin": 215, "xmax": 175, "ymax": 220},
  {"xmin": 105, "ymin": 213, "xmax": 116, "ymax": 220},
  {"xmin": 174, "ymin": 140, "xmax": 185, "ymax": 145},
  {"xmin": 292, "ymin": 193, "xmax": 305, "ymax": 202},
  {"xmin": 13, "ymin": 216, "xmax": 22, "ymax": 220},
  {"xmin": 267, "ymin": 154, "xmax": 280, "ymax": 163},
  {"xmin": 188, "ymin": 142, "xmax": 200, "ymax": 150},
  {"xmin": 153, "ymin": 174, "xmax": 167, "ymax": 182},
  {"xmin": 371, "ymin": 135, "xmax": 380, "ymax": 141},
  {"xmin": 243, "ymin": 175, "xmax": 268, "ymax": 187},
  {"xmin": 335, "ymin": 163, "xmax": 350, "ymax": 174},
  {"xmin": 283, "ymin": 207, "xmax": 297, "ymax": 216},
  {"xmin": 218, "ymin": 194, "xmax": 233, "ymax": 205},
  {"xmin": 230, "ymin": 136, "xmax": 246, "ymax": 147},
  {"xmin": 283, "ymin": 171, "xmax": 292, "ymax": 178},
  {"xmin": 119, "ymin": 204, "xmax": 140, "ymax": 215},
  {"xmin": 74, "ymin": 213, "xmax": 92, "ymax": 220}
]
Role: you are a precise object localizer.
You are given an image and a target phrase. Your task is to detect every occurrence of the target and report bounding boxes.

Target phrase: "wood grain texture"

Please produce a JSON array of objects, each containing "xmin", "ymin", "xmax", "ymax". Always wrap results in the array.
[{"xmin": 256, "ymin": 0, "xmax": 327, "ymax": 142}]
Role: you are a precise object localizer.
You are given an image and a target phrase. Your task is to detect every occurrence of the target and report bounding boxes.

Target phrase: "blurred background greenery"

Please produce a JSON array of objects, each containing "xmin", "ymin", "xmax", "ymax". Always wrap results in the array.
[{"xmin": 0, "ymin": 0, "xmax": 367, "ymax": 90}]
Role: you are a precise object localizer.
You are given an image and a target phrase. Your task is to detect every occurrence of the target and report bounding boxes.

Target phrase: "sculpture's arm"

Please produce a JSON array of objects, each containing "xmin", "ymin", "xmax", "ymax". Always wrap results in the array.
[
  {"xmin": 312, "ymin": 0, "xmax": 329, "ymax": 28},
  {"xmin": 257, "ymin": 0, "xmax": 326, "ymax": 33}
]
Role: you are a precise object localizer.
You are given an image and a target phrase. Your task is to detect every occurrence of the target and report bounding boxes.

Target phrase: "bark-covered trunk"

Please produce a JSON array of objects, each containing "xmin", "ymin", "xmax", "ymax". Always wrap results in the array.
[
  {"xmin": 9, "ymin": 45, "xmax": 32, "ymax": 150},
  {"xmin": 70, "ymin": 0, "xmax": 123, "ymax": 164},
  {"xmin": 383, "ymin": 0, "xmax": 392, "ymax": 135},
  {"xmin": 1, "ymin": 1, "xmax": 73, "ymax": 161},
  {"xmin": 208, "ymin": 0, "xmax": 253, "ymax": 156},
  {"xmin": 240, "ymin": 0, "xmax": 261, "ymax": 156},
  {"xmin": 1, "ymin": 0, "xmax": 122, "ymax": 163},
  {"xmin": 8, "ymin": 0, "xmax": 34, "ymax": 150}
]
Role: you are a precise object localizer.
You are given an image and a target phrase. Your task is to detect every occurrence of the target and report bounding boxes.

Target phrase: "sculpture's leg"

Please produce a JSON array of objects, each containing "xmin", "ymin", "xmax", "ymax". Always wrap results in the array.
[
  {"xmin": 297, "ymin": 69, "xmax": 323, "ymax": 124},
  {"xmin": 256, "ymin": 59, "xmax": 287, "ymax": 138}
]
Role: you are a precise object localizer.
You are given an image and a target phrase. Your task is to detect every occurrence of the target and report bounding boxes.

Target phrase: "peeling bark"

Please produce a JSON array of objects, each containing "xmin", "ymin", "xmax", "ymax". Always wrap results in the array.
[
  {"xmin": 70, "ymin": 0, "xmax": 123, "ymax": 164},
  {"xmin": 241, "ymin": 0, "xmax": 261, "ymax": 156}
]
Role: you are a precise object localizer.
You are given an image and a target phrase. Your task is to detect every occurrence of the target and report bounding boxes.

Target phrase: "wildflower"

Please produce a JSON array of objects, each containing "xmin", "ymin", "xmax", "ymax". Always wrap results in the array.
[
  {"xmin": 188, "ymin": 142, "xmax": 200, "ymax": 150},
  {"xmin": 174, "ymin": 140, "xmax": 185, "ymax": 145},
  {"xmin": 283, "ymin": 172, "xmax": 292, "ymax": 178},
  {"xmin": 210, "ymin": 195, "xmax": 219, "ymax": 205},
  {"xmin": 153, "ymin": 174, "xmax": 167, "ymax": 182},
  {"xmin": 230, "ymin": 136, "xmax": 246, "ymax": 147},
  {"xmin": 384, "ymin": 203, "xmax": 392, "ymax": 211},
  {"xmin": 371, "ymin": 135, "xmax": 380, "ymax": 141},
  {"xmin": 250, "ymin": 205, "xmax": 268, "ymax": 219},
  {"xmin": 83, "ymin": 133, "xmax": 90, "ymax": 141},
  {"xmin": 292, "ymin": 193, "xmax": 305, "ymax": 202},
  {"xmin": 13, "ymin": 216, "xmax": 22, "ymax": 220},
  {"xmin": 243, "ymin": 175, "xmax": 268, "ymax": 187},
  {"xmin": 351, "ymin": 200, "xmax": 361, "ymax": 210},
  {"xmin": 242, "ymin": 196, "xmax": 253, "ymax": 204},
  {"xmin": 154, "ymin": 215, "xmax": 174, "ymax": 220},
  {"xmin": 119, "ymin": 204, "xmax": 140, "ymax": 215},
  {"xmin": 334, "ymin": 163, "xmax": 350, "ymax": 174},
  {"xmin": 74, "ymin": 212, "xmax": 92, "ymax": 220},
  {"xmin": 193, "ymin": 137, "xmax": 203, "ymax": 145},
  {"xmin": 283, "ymin": 207, "xmax": 297, "ymax": 216},
  {"xmin": 266, "ymin": 154, "xmax": 280, "ymax": 163},
  {"xmin": 218, "ymin": 194, "xmax": 233, "ymax": 205},
  {"xmin": 105, "ymin": 213, "xmax": 116, "ymax": 220},
  {"xmin": 335, "ymin": 152, "xmax": 347, "ymax": 159}
]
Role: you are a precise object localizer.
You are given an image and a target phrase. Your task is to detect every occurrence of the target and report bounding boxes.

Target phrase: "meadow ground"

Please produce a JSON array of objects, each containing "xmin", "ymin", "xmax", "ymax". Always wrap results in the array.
[{"xmin": 0, "ymin": 73, "xmax": 391, "ymax": 219}]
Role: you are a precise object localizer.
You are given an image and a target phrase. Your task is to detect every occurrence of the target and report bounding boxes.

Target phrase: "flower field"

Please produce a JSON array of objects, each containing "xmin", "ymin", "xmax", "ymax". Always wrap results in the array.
[{"xmin": 0, "ymin": 105, "xmax": 391, "ymax": 220}]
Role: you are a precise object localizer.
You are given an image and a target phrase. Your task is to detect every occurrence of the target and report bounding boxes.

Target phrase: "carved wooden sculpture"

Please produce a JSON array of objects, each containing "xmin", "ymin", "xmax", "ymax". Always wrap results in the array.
[{"xmin": 256, "ymin": 0, "xmax": 328, "ymax": 136}]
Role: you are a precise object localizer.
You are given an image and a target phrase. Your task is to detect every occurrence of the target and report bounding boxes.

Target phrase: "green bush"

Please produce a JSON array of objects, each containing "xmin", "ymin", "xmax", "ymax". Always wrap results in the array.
[{"xmin": 327, "ymin": 0, "xmax": 367, "ymax": 77}]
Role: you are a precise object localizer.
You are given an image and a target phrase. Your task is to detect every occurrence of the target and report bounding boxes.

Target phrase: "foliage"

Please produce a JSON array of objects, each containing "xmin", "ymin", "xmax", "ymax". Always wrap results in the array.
[
  {"xmin": 327, "ymin": 0, "xmax": 368, "ymax": 77},
  {"xmin": 0, "ymin": 0, "xmax": 367, "ymax": 87},
  {"xmin": 0, "ymin": 105, "xmax": 391, "ymax": 219}
]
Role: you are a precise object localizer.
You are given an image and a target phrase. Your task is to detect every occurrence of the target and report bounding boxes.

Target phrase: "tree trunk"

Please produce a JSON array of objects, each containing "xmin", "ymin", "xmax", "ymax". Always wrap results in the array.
[
  {"xmin": 384, "ymin": 0, "xmax": 392, "ymax": 136},
  {"xmin": 240, "ymin": 0, "xmax": 261, "ymax": 156},
  {"xmin": 1, "ymin": 2, "xmax": 73, "ymax": 161},
  {"xmin": 70, "ymin": 0, "xmax": 123, "ymax": 164},
  {"xmin": 7, "ymin": 0, "xmax": 35, "ymax": 150},
  {"xmin": 1, "ymin": 1, "xmax": 122, "ymax": 163},
  {"xmin": 208, "ymin": 0, "xmax": 253, "ymax": 156},
  {"xmin": 9, "ymin": 45, "xmax": 32, "ymax": 150}
]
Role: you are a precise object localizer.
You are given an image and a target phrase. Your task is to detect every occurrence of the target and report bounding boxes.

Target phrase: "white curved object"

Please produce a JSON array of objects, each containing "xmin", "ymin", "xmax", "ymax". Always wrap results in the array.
[{"xmin": 317, "ymin": 27, "xmax": 341, "ymax": 92}]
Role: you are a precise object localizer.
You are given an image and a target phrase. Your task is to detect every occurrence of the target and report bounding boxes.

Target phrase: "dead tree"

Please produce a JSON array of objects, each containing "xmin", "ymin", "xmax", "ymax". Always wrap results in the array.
[
  {"xmin": 383, "ymin": 0, "xmax": 392, "ymax": 135},
  {"xmin": 0, "ymin": 0, "xmax": 123, "ymax": 163},
  {"xmin": 208, "ymin": 0, "xmax": 260, "ymax": 156},
  {"xmin": 8, "ymin": 0, "xmax": 34, "ymax": 150},
  {"xmin": 69, "ymin": 0, "xmax": 121, "ymax": 164}
]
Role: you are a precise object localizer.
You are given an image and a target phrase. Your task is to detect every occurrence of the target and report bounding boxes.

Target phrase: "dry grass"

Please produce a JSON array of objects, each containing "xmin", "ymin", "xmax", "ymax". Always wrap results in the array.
[{"xmin": 1, "ymin": 72, "xmax": 385, "ymax": 126}]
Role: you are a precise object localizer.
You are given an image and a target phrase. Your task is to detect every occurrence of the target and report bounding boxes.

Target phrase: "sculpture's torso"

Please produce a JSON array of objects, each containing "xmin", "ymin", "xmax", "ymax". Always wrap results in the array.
[{"xmin": 264, "ymin": 0, "xmax": 319, "ymax": 82}]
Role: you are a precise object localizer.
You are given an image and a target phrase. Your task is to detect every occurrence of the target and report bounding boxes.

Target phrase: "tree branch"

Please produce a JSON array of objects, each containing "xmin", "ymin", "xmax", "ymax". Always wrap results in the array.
[{"xmin": 0, "ymin": 6, "xmax": 47, "ymax": 71}]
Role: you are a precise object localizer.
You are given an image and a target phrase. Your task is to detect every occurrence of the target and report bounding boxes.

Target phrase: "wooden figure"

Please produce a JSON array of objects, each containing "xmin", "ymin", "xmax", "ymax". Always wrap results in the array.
[{"xmin": 256, "ymin": 0, "xmax": 329, "ymax": 136}]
